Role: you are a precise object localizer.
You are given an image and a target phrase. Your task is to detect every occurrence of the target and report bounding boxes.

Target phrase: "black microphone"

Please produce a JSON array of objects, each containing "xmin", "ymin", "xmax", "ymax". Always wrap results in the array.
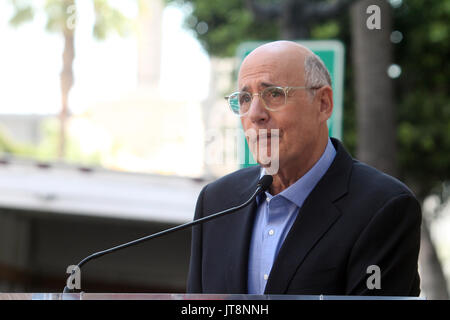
[{"xmin": 63, "ymin": 175, "xmax": 273, "ymax": 294}]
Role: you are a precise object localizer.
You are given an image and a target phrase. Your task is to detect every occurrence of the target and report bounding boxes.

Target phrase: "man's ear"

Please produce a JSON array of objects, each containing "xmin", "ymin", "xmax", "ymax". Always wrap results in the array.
[{"xmin": 316, "ymin": 86, "xmax": 333, "ymax": 122}]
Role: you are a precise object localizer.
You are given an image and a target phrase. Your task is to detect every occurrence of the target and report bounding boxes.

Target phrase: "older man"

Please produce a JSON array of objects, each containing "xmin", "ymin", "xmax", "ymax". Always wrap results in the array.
[{"xmin": 187, "ymin": 41, "xmax": 421, "ymax": 296}]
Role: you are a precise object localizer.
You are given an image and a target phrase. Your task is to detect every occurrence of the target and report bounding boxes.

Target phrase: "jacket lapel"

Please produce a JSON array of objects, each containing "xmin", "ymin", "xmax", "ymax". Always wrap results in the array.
[
  {"xmin": 264, "ymin": 138, "xmax": 353, "ymax": 294},
  {"xmin": 225, "ymin": 167, "xmax": 261, "ymax": 293},
  {"xmin": 264, "ymin": 191, "xmax": 343, "ymax": 293}
]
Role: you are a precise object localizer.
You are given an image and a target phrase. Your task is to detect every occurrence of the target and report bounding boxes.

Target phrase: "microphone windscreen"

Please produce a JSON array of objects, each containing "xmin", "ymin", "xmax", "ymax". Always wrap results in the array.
[{"xmin": 258, "ymin": 175, "xmax": 273, "ymax": 192}]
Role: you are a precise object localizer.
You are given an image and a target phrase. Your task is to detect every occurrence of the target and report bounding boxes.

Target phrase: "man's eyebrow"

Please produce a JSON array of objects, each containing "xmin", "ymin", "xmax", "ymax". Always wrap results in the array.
[{"xmin": 240, "ymin": 82, "xmax": 276, "ymax": 92}]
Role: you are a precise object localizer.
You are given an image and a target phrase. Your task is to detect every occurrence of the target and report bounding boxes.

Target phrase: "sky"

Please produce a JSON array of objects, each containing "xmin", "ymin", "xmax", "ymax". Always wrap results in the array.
[{"xmin": 0, "ymin": 0, "xmax": 210, "ymax": 115}]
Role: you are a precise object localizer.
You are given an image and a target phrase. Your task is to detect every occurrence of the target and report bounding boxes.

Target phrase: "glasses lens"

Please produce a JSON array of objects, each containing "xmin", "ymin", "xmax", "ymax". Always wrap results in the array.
[
  {"xmin": 228, "ymin": 93, "xmax": 241, "ymax": 115},
  {"xmin": 229, "ymin": 92, "xmax": 251, "ymax": 115},
  {"xmin": 262, "ymin": 87, "xmax": 286, "ymax": 109}
]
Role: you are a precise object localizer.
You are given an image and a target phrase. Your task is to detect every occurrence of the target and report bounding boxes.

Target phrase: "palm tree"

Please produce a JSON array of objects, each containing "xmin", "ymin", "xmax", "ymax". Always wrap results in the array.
[{"xmin": 8, "ymin": 0, "xmax": 129, "ymax": 159}]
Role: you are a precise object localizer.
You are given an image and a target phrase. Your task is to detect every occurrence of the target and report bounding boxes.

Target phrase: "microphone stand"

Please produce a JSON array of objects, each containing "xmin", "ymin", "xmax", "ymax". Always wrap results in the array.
[{"xmin": 62, "ymin": 176, "xmax": 272, "ymax": 295}]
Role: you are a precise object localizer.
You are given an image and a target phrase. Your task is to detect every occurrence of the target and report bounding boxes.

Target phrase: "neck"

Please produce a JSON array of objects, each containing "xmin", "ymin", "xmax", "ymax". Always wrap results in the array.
[{"xmin": 269, "ymin": 135, "xmax": 329, "ymax": 195}]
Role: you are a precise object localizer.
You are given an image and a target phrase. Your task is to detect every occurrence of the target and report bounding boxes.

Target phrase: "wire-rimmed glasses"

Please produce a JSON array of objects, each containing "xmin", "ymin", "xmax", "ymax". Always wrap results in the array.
[{"xmin": 224, "ymin": 86, "xmax": 319, "ymax": 117}]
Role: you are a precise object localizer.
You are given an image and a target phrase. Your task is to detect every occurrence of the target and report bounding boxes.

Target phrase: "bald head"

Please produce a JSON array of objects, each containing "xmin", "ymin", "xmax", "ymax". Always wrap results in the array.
[
  {"xmin": 238, "ymin": 41, "xmax": 331, "ymax": 91},
  {"xmin": 244, "ymin": 41, "xmax": 314, "ymax": 62}
]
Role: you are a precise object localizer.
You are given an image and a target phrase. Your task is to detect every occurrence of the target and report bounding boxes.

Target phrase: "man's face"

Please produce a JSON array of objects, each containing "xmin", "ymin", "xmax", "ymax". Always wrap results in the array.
[{"xmin": 238, "ymin": 46, "xmax": 326, "ymax": 173}]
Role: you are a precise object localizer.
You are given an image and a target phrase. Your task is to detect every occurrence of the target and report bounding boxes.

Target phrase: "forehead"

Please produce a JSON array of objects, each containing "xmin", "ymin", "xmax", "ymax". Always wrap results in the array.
[{"xmin": 238, "ymin": 50, "xmax": 304, "ymax": 90}]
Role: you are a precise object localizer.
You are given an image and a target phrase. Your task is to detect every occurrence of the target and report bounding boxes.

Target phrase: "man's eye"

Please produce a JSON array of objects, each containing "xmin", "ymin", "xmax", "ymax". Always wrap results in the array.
[
  {"xmin": 268, "ymin": 89, "xmax": 283, "ymax": 98},
  {"xmin": 271, "ymin": 91, "xmax": 281, "ymax": 97},
  {"xmin": 240, "ymin": 94, "xmax": 251, "ymax": 104}
]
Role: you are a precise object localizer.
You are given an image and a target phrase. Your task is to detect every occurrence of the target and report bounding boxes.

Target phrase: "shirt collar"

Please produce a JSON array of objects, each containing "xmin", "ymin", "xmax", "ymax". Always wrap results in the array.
[{"xmin": 258, "ymin": 137, "xmax": 336, "ymax": 208}]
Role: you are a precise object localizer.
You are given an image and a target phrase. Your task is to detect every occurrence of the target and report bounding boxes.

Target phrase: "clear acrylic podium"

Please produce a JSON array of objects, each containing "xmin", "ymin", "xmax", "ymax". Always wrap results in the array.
[{"xmin": 0, "ymin": 293, "xmax": 424, "ymax": 300}]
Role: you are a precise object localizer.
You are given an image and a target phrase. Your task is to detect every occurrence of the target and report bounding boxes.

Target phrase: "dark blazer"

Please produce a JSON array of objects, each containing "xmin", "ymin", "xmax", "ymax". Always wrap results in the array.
[{"xmin": 187, "ymin": 138, "xmax": 421, "ymax": 296}]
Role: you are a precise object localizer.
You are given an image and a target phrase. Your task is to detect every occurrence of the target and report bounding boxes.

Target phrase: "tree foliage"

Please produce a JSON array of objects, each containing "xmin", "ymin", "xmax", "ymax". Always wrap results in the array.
[
  {"xmin": 394, "ymin": 0, "xmax": 450, "ymax": 197},
  {"xmin": 167, "ymin": 0, "xmax": 279, "ymax": 57},
  {"xmin": 8, "ymin": 0, "xmax": 130, "ymax": 38},
  {"xmin": 0, "ymin": 122, "xmax": 102, "ymax": 165}
]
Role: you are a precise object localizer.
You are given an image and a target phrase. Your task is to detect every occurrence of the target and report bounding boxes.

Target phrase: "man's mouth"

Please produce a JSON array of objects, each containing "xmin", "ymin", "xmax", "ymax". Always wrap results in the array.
[{"xmin": 252, "ymin": 130, "xmax": 280, "ymax": 144}]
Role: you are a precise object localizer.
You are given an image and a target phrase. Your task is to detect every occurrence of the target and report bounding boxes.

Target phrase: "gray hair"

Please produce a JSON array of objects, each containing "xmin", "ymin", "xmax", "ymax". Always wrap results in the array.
[{"xmin": 304, "ymin": 54, "xmax": 332, "ymax": 89}]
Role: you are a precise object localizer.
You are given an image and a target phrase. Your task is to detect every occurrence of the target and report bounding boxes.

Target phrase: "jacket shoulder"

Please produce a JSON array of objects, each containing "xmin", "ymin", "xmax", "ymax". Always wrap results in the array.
[
  {"xmin": 343, "ymin": 160, "xmax": 420, "ymax": 224},
  {"xmin": 350, "ymin": 160, "xmax": 416, "ymax": 199}
]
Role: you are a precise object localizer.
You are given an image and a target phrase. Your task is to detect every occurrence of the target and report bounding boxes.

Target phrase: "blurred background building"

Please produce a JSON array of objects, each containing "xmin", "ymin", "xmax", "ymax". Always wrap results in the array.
[{"xmin": 0, "ymin": 0, "xmax": 448, "ymax": 298}]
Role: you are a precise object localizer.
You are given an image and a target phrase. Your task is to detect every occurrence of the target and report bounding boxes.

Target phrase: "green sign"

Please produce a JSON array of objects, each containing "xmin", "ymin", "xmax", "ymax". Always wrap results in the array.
[{"xmin": 235, "ymin": 40, "xmax": 345, "ymax": 167}]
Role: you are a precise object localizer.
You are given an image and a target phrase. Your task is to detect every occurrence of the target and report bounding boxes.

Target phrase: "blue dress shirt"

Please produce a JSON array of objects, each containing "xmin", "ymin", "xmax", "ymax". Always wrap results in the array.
[{"xmin": 247, "ymin": 137, "xmax": 337, "ymax": 294}]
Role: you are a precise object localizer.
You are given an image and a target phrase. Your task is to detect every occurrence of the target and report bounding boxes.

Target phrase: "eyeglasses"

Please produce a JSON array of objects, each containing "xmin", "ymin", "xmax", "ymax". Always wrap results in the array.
[{"xmin": 224, "ymin": 86, "xmax": 319, "ymax": 117}]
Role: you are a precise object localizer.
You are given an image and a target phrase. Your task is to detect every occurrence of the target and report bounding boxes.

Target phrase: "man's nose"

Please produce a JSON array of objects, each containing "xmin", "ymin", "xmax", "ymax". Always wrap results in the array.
[{"xmin": 247, "ymin": 94, "xmax": 269, "ymax": 124}]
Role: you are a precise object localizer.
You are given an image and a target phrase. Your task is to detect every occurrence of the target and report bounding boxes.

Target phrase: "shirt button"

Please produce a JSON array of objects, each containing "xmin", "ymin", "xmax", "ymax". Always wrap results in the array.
[
  {"xmin": 263, "ymin": 274, "xmax": 269, "ymax": 280},
  {"xmin": 266, "ymin": 197, "xmax": 270, "ymax": 203},
  {"xmin": 268, "ymin": 229, "xmax": 275, "ymax": 236}
]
